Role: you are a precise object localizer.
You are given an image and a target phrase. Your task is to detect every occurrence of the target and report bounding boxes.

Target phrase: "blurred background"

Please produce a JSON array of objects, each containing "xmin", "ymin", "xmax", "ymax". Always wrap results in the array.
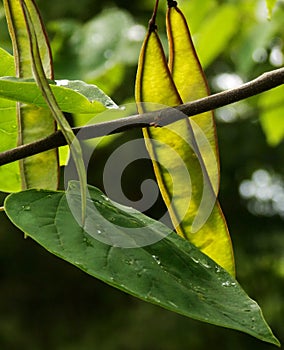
[{"xmin": 0, "ymin": 0, "xmax": 284, "ymax": 348}]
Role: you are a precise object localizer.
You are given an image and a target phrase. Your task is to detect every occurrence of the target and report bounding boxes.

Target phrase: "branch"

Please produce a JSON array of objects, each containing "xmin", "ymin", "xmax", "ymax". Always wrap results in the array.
[{"xmin": 0, "ymin": 67, "xmax": 284, "ymax": 166}]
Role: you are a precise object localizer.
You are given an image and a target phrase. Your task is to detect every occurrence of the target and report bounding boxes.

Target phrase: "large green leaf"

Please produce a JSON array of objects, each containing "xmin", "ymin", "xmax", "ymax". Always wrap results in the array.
[
  {"xmin": 4, "ymin": 182, "xmax": 279, "ymax": 346},
  {"xmin": 3, "ymin": 0, "xmax": 58, "ymax": 190}
]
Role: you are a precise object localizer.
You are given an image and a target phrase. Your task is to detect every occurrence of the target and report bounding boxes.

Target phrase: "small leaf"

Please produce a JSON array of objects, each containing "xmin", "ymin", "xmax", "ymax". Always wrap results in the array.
[
  {"xmin": 0, "ymin": 77, "xmax": 118, "ymax": 113},
  {"xmin": 3, "ymin": 182, "xmax": 280, "ymax": 346}
]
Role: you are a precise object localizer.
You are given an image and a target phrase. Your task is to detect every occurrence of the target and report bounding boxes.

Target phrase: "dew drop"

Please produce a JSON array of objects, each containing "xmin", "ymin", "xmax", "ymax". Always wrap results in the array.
[
  {"xmin": 74, "ymin": 261, "xmax": 84, "ymax": 269},
  {"xmin": 21, "ymin": 205, "xmax": 31, "ymax": 211},
  {"xmin": 136, "ymin": 267, "xmax": 147, "ymax": 277},
  {"xmin": 222, "ymin": 281, "xmax": 231, "ymax": 287},
  {"xmin": 124, "ymin": 258, "xmax": 134, "ymax": 265},
  {"xmin": 215, "ymin": 266, "xmax": 221, "ymax": 273},
  {"xmin": 222, "ymin": 281, "xmax": 236, "ymax": 287},
  {"xmin": 200, "ymin": 261, "xmax": 211, "ymax": 269},
  {"xmin": 152, "ymin": 255, "xmax": 161, "ymax": 265},
  {"xmin": 168, "ymin": 301, "xmax": 178, "ymax": 308},
  {"xmin": 191, "ymin": 257, "xmax": 199, "ymax": 264},
  {"xmin": 150, "ymin": 295, "xmax": 161, "ymax": 303}
]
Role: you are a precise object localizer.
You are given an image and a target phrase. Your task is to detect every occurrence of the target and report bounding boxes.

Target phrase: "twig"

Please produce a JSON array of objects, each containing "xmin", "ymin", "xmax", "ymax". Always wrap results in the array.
[{"xmin": 0, "ymin": 67, "xmax": 284, "ymax": 166}]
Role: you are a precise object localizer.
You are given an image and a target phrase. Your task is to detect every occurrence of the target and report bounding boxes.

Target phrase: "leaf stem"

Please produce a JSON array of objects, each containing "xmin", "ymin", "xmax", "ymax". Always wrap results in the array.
[{"xmin": 149, "ymin": 0, "xmax": 159, "ymax": 31}]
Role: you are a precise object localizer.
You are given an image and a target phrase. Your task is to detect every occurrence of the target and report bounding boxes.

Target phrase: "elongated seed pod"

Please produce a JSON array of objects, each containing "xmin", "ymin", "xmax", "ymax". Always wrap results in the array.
[
  {"xmin": 3, "ymin": 0, "xmax": 59, "ymax": 190},
  {"xmin": 135, "ymin": 1, "xmax": 235, "ymax": 275}
]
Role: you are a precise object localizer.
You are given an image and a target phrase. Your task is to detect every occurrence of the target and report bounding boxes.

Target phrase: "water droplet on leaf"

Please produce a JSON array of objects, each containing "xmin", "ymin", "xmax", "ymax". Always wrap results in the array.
[
  {"xmin": 222, "ymin": 281, "xmax": 236, "ymax": 287},
  {"xmin": 21, "ymin": 205, "xmax": 31, "ymax": 211},
  {"xmin": 124, "ymin": 258, "xmax": 134, "ymax": 265},
  {"xmin": 215, "ymin": 266, "xmax": 221, "ymax": 273},
  {"xmin": 200, "ymin": 261, "xmax": 211, "ymax": 269},
  {"xmin": 168, "ymin": 301, "xmax": 178, "ymax": 308},
  {"xmin": 152, "ymin": 255, "xmax": 161, "ymax": 265},
  {"xmin": 191, "ymin": 257, "xmax": 199, "ymax": 264}
]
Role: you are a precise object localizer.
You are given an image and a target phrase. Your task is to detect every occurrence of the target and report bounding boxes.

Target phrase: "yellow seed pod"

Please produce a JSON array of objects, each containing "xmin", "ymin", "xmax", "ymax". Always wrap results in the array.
[{"xmin": 135, "ymin": 0, "xmax": 235, "ymax": 276}]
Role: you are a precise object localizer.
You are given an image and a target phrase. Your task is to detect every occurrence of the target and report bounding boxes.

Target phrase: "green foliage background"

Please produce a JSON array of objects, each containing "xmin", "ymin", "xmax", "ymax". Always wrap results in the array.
[{"xmin": 0, "ymin": 0, "xmax": 284, "ymax": 349}]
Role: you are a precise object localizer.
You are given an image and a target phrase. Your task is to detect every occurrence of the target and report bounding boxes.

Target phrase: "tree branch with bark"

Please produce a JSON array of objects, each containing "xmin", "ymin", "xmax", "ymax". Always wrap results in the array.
[{"xmin": 0, "ymin": 67, "xmax": 284, "ymax": 166}]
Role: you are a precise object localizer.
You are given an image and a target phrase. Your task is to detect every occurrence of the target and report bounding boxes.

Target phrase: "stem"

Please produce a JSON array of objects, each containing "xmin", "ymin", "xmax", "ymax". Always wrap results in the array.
[
  {"xmin": 167, "ymin": 0, "xmax": 178, "ymax": 8},
  {"xmin": 149, "ymin": 0, "xmax": 159, "ymax": 31},
  {"xmin": 0, "ymin": 67, "xmax": 284, "ymax": 167}
]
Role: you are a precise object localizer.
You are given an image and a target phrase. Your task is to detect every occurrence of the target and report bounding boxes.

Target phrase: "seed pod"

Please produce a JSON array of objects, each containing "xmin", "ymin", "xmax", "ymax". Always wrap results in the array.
[
  {"xmin": 3, "ymin": 0, "xmax": 59, "ymax": 190},
  {"xmin": 167, "ymin": 1, "xmax": 220, "ymax": 190},
  {"xmin": 135, "ymin": 1, "xmax": 235, "ymax": 275}
]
